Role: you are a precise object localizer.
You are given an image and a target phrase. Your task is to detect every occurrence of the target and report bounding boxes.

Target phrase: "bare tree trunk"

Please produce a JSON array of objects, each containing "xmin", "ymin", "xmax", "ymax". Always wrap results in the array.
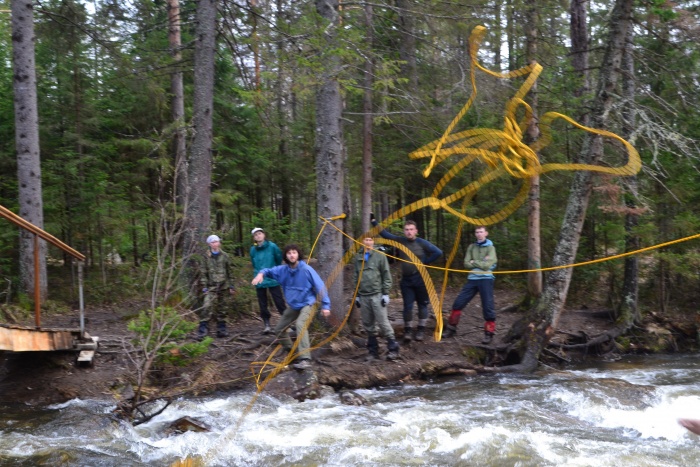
[
  {"xmin": 12, "ymin": 0, "xmax": 47, "ymax": 302},
  {"xmin": 360, "ymin": 3, "xmax": 373, "ymax": 234},
  {"xmin": 185, "ymin": 0, "xmax": 217, "ymax": 256},
  {"xmin": 570, "ymin": 0, "xmax": 590, "ymax": 126},
  {"xmin": 524, "ymin": 0, "xmax": 542, "ymax": 298},
  {"xmin": 275, "ymin": 0, "xmax": 292, "ymax": 220},
  {"xmin": 506, "ymin": 0, "xmax": 515, "ymax": 71},
  {"xmin": 492, "ymin": 1, "xmax": 502, "ymax": 71},
  {"xmin": 168, "ymin": 0, "xmax": 187, "ymax": 209},
  {"xmin": 314, "ymin": 0, "xmax": 344, "ymax": 323},
  {"xmin": 618, "ymin": 24, "xmax": 640, "ymax": 326},
  {"xmin": 395, "ymin": 0, "xmax": 417, "ymax": 90},
  {"xmin": 513, "ymin": 0, "xmax": 635, "ymax": 372}
]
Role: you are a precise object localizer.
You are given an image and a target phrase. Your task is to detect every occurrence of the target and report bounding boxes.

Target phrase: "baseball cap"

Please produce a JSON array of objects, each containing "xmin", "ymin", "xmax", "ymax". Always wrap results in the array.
[{"xmin": 251, "ymin": 227, "xmax": 264, "ymax": 235}]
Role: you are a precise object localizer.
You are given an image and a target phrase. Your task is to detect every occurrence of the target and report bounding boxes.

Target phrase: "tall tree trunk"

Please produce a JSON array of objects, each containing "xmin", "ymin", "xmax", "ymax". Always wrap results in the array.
[
  {"xmin": 513, "ymin": 0, "xmax": 635, "ymax": 372},
  {"xmin": 395, "ymin": 0, "xmax": 417, "ymax": 90},
  {"xmin": 506, "ymin": 0, "xmax": 515, "ymax": 71},
  {"xmin": 618, "ymin": 24, "xmax": 640, "ymax": 326},
  {"xmin": 12, "ymin": 0, "xmax": 47, "ymax": 302},
  {"xmin": 275, "ymin": 0, "xmax": 292, "ymax": 220},
  {"xmin": 570, "ymin": 0, "xmax": 590, "ymax": 126},
  {"xmin": 360, "ymin": 2, "xmax": 373, "ymax": 234},
  {"xmin": 168, "ymin": 0, "xmax": 187, "ymax": 209},
  {"xmin": 493, "ymin": 1, "xmax": 502, "ymax": 71},
  {"xmin": 524, "ymin": 0, "xmax": 542, "ymax": 298},
  {"xmin": 314, "ymin": 0, "xmax": 344, "ymax": 323},
  {"xmin": 185, "ymin": 0, "xmax": 217, "ymax": 257}
]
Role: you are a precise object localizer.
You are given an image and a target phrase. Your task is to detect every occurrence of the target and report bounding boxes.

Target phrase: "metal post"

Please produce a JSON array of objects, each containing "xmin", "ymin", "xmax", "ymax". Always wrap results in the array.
[
  {"xmin": 78, "ymin": 261, "xmax": 85, "ymax": 339},
  {"xmin": 34, "ymin": 234, "xmax": 41, "ymax": 328}
]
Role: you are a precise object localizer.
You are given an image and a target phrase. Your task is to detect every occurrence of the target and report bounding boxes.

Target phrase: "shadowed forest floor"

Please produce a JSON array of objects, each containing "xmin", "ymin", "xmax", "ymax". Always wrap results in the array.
[{"xmin": 0, "ymin": 268, "xmax": 694, "ymax": 406}]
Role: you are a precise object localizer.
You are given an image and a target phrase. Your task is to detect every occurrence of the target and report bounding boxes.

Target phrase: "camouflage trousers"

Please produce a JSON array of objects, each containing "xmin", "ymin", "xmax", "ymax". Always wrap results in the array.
[{"xmin": 198, "ymin": 283, "xmax": 230, "ymax": 322}]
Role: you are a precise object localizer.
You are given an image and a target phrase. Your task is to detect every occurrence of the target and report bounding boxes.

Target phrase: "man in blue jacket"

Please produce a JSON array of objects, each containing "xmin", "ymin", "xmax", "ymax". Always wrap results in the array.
[
  {"xmin": 251, "ymin": 244, "xmax": 331, "ymax": 370},
  {"xmin": 442, "ymin": 226, "xmax": 497, "ymax": 344},
  {"xmin": 250, "ymin": 227, "xmax": 286, "ymax": 334},
  {"xmin": 371, "ymin": 215, "xmax": 442, "ymax": 342}
]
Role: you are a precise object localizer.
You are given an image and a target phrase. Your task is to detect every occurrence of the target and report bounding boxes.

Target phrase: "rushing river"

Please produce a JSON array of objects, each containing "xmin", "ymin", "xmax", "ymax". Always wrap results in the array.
[{"xmin": 2, "ymin": 354, "xmax": 700, "ymax": 466}]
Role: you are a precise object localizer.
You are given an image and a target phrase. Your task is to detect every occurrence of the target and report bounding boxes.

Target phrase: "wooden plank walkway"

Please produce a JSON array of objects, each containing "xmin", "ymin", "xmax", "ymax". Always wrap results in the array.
[{"xmin": 0, "ymin": 324, "xmax": 81, "ymax": 352}]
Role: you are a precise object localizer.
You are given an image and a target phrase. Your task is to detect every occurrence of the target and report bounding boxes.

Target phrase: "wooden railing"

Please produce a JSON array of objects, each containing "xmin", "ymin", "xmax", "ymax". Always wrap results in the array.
[{"xmin": 0, "ymin": 205, "xmax": 86, "ymax": 337}]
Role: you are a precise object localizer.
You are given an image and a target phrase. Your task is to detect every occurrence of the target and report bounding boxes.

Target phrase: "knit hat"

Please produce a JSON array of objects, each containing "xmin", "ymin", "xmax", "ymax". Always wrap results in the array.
[
  {"xmin": 251, "ymin": 227, "xmax": 264, "ymax": 235},
  {"xmin": 206, "ymin": 235, "xmax": 221, "ymax": 244}
]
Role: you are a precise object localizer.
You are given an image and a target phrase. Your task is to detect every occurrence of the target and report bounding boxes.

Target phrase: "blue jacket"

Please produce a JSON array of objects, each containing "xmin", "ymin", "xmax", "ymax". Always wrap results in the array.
[
  {"xmin": 250, "ymin": 240, "xmax": 283, "ymax": 288},
  {"xmin": 259, "ymin": 261, "xmax": 331, "ymax": 310}
]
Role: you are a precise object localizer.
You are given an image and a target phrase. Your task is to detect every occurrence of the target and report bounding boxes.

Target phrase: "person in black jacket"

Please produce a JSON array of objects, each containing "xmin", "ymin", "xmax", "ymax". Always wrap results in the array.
[{"xmin": 371, "ymin": 215, "xmax": 442, "ymax": 343}]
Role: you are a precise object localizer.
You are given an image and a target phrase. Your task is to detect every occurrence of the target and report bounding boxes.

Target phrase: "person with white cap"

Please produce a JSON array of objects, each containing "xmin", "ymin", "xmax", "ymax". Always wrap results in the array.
[
  {"xmin": 198, "ymin": 234, "xmax": 235, "ymax": 340},
  {"xmin": 250, "ymin": 227, "xmax": 286, "ymax": 334}
]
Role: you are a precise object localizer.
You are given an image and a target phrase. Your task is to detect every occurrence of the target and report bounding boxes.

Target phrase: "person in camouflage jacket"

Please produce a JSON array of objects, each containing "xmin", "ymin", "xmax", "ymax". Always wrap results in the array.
[
  {"xmin": 352, "ymin": 236, "xmax": 399, "ymax": 361},
  {"xmin": 198, "ymin": 235, "xmax": 235, "ymax": 340}
]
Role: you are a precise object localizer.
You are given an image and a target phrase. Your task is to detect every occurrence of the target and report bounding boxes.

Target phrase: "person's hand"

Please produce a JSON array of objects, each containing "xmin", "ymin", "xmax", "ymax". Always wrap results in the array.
[
  {"xmin": 679, "ymin": 419, "xmax": 700, "ymax": 435},
  {"xmin": 381, "ymin": 295, "xmax": 389, "ymax": 306},
  {"xmin": 355, "ymin": 297, "xmax": 361, "ymax": 308},
  {"xmin": 370, "ymin": 212, "xmax": 377, "ymax": 225},
  {"xmin": 229, "ymin": 287, "xmax": 236, "ymax": 295},
  {"xmin": 321, "ymin": 309, "xmax": 331, "ymax": 317},
  {"xmin": 251, "ymin": 273, "xmax": 264, "ymax": 286},
  {"xmin": 202, "ymin": 287, "xmax": 208, "ymax": 294}
]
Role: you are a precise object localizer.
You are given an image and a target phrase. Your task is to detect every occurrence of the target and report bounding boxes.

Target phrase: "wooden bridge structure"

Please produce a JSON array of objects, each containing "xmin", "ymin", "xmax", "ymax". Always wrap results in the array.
[{"xmin": 0, "ymin": 205, "xmax": 97, "ymax": 362}]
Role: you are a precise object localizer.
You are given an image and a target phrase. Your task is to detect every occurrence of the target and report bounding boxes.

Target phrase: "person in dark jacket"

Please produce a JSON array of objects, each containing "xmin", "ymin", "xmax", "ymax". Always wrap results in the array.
[
  {"xmin": 371, "ymin": 215, "xmax": 442, "ymax": 343},
  {"xmin": 352, "ymin": 236, "xmax": 399, "ymax": 361},
  {"xmin": 442, "ymin": 226, "xmax": 497, "ymax": 344},
  {"xmin": 251, "ymin": 244, "xmax": 330, "ymax": 370},
  {"xmin": 250, "ymin": 227, "xmax": 286, "ymax": 334},
  {"xmin": 198, "ymin": 235, "xmax": 235, "ymax": 340}
]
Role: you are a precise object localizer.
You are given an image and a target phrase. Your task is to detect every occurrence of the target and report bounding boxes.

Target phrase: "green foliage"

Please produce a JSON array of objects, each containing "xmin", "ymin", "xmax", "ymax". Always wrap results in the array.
[
  {"xmin": 128, "ymin": 306, "xmax": 211, "ymax": 366},
  {"xmin": 0, "ymin": 0, "xmax": 698, "ymax": 330}
]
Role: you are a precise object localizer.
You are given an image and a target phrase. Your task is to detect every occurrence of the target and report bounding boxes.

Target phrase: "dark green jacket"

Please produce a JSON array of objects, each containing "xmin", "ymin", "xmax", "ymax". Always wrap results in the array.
[
  {"xmin": 250, "ymin": 240, "xmax": 282, "ymax": 288},
  {"xmin": 352, "ymin": 249, "xmax": 392, "ymax": 295}
]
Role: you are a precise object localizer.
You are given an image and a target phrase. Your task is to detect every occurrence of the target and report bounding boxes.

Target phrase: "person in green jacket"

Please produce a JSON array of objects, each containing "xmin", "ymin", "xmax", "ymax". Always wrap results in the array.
[
  {"xmin": 250, "ymin": 227, "xmax": 286, "ymax": 334},
  {"xmin": 198, "ymin": 235, "xmax": 235, "ymax": 340},
  {"xmin": 352, "ymin": 236, "xmax": 399, "ymax": 360},
  {"xmin": 442, "ymin": 226, "xmax": 497, "ymax": 344}
]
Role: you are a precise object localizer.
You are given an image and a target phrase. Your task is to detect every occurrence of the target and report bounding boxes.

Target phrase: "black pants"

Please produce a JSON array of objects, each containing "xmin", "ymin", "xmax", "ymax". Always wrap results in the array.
[{"xmin": 256, "ymin": 285, "xmax": 286, "ymax": 321}]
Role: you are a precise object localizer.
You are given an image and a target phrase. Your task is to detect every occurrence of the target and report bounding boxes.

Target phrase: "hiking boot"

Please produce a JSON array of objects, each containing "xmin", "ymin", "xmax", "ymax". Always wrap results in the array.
[
  {"xmin": 262, "ymin": 319, "xmax": 272, "ymax": 335},
  {"xmin": 292, "ymin": 359, "xmax": 312, "ymax": 370},
  {"xmin": 414, "ymin": 326, "xmax": 426, "ymax": 342},
  {"xmin": 366, "ymin": 335, "xmax": 379, "ymax": 356},
  {"xmin": 482, "ymin": 321, "xmax": 496, "ymax": 344},
  {"xmin": 442, "ymin": 325, "xmax": 457, "ymax": 339},
  {"xmin": 216, "ymin": 321, "xmax": 229, "ymax": 338},
  {"xmin": 386, "ymin": 338, "xmax": 399, "ymax": 360},
  {"xmin": 196, "ymin": 321, "xmax": 208, "ymax": 341},
  {"xmin": 403, "ymin": 327, "xmax": 413, "ymax": 343}
]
